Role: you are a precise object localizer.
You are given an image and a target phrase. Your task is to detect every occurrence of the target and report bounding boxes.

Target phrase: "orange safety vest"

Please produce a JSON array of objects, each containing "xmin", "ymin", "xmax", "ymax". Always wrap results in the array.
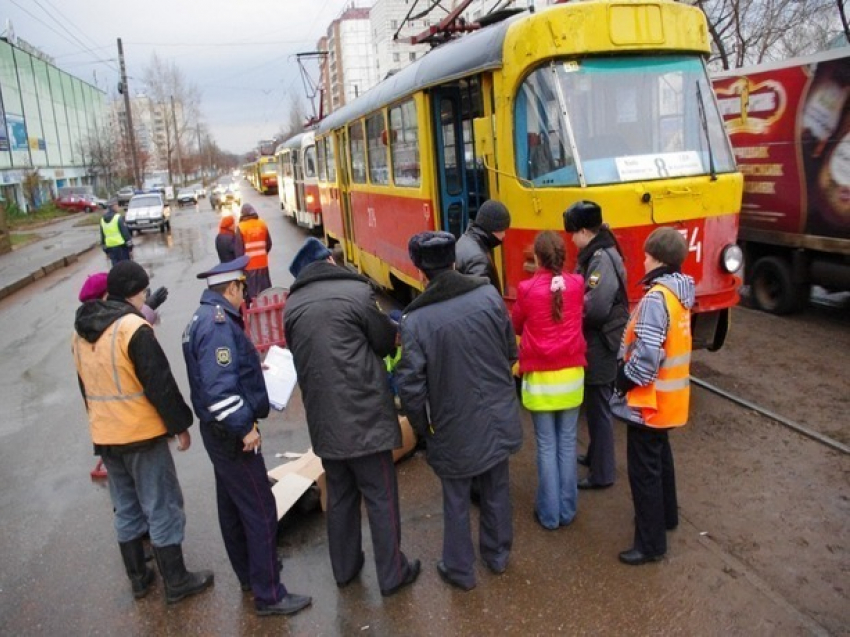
[
  {"xmin": 623, "ymin": 284, "xmax": 691, "ymax": 429},
  {"xmin": 239, "ymin": 218, "xmax": 269, "ymax": 270},
  {"xmin": 72, "ymin": 314, "xmax": 168, "ymax": 445}
]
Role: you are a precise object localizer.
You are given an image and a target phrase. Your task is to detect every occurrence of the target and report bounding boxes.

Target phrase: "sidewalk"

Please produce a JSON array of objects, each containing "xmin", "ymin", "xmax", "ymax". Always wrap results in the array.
[{"xmin": 0, "ymin": 215, "xmax": 100, "ymax": 302}]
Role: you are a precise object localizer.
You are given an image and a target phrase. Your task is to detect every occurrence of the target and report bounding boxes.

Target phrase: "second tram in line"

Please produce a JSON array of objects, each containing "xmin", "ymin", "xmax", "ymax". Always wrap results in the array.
[{"xmin": 309, "ymin": 0, "xmax": 743, "ymax": 350}]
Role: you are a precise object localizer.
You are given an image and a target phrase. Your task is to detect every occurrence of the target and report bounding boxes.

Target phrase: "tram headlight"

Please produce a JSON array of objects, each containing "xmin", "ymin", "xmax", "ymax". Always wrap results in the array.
[{"xmin": 720, "ymin": 244, "xmax": 743, "ymax": 273}]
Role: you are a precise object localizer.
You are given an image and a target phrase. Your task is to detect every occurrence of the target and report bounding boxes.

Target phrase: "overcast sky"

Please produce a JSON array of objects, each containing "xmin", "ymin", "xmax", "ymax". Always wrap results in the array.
[{"xmin": 2, "ymin": 0, "xmax": 356, "ymax": 154}]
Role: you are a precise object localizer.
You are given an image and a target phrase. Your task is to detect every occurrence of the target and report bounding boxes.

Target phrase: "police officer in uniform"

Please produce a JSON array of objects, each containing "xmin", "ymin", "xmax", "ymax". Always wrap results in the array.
[
  {"xmin": 100, "ymin": 202, "xmax": 133, "ymax": 266},
  {"xmin": 182, "ymin": 255, "xmax": 311, "ymax": 616}
]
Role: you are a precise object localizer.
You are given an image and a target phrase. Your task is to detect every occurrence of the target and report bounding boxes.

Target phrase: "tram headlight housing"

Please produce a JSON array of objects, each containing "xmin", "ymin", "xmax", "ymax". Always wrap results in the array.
[{"xmin": 720, "ymin": 244, "xmax": 743, "ymax": 273}]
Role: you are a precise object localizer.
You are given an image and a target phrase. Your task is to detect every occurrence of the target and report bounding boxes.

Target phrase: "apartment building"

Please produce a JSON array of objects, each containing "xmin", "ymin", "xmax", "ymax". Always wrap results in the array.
[
  {"xmin": 324, "ymin": 3, "xmax": 377, "ymax": 114},
  {"xmin": 370, "ymin": 0, "xmax": 431, "ymax": 82}
]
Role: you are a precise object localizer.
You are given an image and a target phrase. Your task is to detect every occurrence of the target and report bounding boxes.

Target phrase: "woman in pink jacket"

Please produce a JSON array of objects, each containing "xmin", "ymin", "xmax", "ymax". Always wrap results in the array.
[{"xmin": 512, "ymin": 231, "xmax": 586, "ymax": 530}]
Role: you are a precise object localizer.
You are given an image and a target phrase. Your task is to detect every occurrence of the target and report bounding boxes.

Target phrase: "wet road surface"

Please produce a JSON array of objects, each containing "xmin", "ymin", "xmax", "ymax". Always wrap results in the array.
[{"xmin": 0, "ymin": 184, "xmax": 847, "ymax": 635}]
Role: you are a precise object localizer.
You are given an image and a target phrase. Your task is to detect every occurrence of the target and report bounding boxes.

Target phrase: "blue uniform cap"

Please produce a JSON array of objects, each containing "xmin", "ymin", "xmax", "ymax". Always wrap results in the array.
[{"xmin": 197, "ymin": 255, "xmax": 250, "ymax": 286}]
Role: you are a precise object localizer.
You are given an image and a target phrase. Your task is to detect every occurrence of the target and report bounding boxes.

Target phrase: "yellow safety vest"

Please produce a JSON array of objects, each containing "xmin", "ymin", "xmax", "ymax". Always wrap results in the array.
[
  {"xmin": 101, "ymin": 215, "xmax": 124, "ymax": 248},
  {"xmin": 522, "ymin": 366, "xmax": 584, "ymax": 412},
  {"xmin": 73, "ymin": 314, "xmax": 167, "ymax": 445}
]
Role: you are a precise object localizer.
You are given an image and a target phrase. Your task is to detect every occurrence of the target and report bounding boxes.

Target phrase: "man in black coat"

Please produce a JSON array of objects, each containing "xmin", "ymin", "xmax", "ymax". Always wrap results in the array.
[
  {"xmin": 396, "ymin": 231, "xmax": 523, "ymax": 592},
  {"xmin": 283, "ymin": 238, "xmax": 420, "ymax": 597},
  {"xmin": 455, "ymin": 200, "xmax": 511, "ymax": 293}
]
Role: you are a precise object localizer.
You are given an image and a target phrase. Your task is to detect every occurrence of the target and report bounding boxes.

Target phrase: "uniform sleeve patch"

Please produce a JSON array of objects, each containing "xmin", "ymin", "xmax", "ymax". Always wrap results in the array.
[
  {"xmin": 216, "ymin": 347, "xmax": 232, "ymax": 367},
  {"xmin": 588, "ymin": 272, "xmax": 601, "ymax": 288}
]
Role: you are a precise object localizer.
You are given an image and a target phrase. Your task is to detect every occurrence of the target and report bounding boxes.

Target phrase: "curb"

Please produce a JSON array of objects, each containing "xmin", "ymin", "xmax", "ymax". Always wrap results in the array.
[{"xmin": 0, "ymin": 241, "xmax": 99, "ymax": 303}]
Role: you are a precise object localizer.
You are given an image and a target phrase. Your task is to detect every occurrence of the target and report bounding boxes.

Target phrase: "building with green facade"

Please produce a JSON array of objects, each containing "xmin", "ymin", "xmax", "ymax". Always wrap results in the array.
[{"xmin": 0, "ymin": 35, "xmax": 106, "ymax": 212}]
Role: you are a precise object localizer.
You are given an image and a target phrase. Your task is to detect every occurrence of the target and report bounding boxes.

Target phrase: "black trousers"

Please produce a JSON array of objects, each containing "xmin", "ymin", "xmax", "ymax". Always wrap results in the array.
[
  {"xmin": 440, "ymin": 458, "xmax": 512, "ymax": 589},
  {"xmin": 584, "ymin": 383, "xmax": 616, "ymax": 485},
  {"xmin": 626, "ymin": 425, "xmax": 678, "ymax": 556},
  {"xmin": 323, "ymin": 450, "xmax": 414, "ymax": 592}
]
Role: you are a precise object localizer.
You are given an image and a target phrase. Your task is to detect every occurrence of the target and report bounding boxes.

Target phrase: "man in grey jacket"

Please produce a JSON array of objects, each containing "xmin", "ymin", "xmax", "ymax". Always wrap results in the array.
[
  {"xmin": 283, "ymin": 238, "xmax": 420, "ymax": 598},
  {"xmin": 396, "ymin": 231, "xmax": 523, "ymax": 592}
]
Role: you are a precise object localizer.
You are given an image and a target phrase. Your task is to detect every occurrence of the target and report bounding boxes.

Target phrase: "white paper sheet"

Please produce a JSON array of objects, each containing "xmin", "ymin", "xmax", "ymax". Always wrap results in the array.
[{"xmin": 263, "ymin": 345, "xmax": 298, "ymax": 410}]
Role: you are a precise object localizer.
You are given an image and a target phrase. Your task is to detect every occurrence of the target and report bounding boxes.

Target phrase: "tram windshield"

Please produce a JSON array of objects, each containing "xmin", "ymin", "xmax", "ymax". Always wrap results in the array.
[{"xmin": 514, "ymin": 55, "xmax": 736, "ymax": 186}]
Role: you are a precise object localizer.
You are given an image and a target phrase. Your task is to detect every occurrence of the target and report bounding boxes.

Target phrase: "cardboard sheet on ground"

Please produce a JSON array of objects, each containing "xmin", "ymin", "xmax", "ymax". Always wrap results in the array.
[{"xmin": 263, "ymin": 345, "xmax": 297, "ymax": 410}]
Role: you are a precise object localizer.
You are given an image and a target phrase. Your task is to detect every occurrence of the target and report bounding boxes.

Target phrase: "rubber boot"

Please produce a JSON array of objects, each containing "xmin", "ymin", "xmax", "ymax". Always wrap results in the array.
[
  {"xmin": 119, "ymin": 539, "xmax": 155, "ymax": 599},
  {"xmin": 152, "ymin": 544, "xmax": 214, "ymax": 604}
]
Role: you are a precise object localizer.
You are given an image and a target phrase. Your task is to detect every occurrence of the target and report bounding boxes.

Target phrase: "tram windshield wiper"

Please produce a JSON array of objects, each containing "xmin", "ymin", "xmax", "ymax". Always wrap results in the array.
[{"xmin": 696, "ymin": 80, "xmax": 718, "ymax": 181}]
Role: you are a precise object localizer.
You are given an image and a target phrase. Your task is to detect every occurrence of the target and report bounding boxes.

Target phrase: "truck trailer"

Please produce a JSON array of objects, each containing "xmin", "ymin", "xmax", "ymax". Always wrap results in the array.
[{"xmin": 713, "ymin": 50, "xmax": 850, "ymax": 313}]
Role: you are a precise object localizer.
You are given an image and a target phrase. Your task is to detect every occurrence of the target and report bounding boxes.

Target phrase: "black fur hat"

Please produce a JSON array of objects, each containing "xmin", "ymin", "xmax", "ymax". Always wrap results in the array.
[
  {"xmin": 408, "ymin": 231, "xmax": 456, "ymax": 271},
  {"xmin": 563, "ymin": 200, "xmax": 603, "ymax": 233}
]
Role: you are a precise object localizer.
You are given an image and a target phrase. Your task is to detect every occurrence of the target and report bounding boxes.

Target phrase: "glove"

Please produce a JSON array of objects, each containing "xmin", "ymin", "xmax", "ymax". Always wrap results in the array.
[
  {"xmin": 146, "ymin": 286, "xmax": 169, "ymax": 310},
  {"xmin": 615, "ymin": 362, "xmax": 636, "ymax": 397}
]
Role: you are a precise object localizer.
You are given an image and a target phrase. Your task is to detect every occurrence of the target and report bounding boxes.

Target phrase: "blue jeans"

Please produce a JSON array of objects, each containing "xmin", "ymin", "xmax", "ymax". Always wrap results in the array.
[
  {"xmin": 101, "ymin": 437, "xmax": 186, "ymax": 546},
  {"xmin": 531, "ymin": 408, "xmax": 579, "ymax": 529}
]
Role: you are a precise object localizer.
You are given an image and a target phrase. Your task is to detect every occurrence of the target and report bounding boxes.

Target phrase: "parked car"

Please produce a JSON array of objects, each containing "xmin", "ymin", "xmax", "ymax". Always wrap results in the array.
[
  {"xmin": 115, "ymin": 186, "xmax": 136, "ymax": 207},
  {"xmin": 191, "ymin": 183, "xmax": 207, "ymax": 199},
  {"xmin": 176, "ymin": 188, "xmax": 198, "ymax": 206},
  {"xmin": 125, "ymin": 193, "xmax": 171, "ymax": 234},
  {"xmin": 55, "ymin": 194, "xmax": 98, "ymax": 213}
]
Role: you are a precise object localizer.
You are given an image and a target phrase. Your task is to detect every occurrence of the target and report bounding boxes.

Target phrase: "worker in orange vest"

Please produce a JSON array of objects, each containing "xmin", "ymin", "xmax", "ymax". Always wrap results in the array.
[
  {"xmin": 235, "ymin": 203, "xmax": 272, "ymax": 303},
  {"xmin": 611, "ymin": 227, "xmax": 694, "ymax": 566}
]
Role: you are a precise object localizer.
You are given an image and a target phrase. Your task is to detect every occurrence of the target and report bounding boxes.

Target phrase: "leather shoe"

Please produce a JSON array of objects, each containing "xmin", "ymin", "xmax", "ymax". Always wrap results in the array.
[
  {"xmin": 380, "ymin": 559, "xmax": 421, "ymax": 597},
  {"xmin": 436, "ymin": 561, "xmax": 475, "ymax": 591},
  {"xmin": 336, "ymin": 551, "xmax": 365, "ymax": 588},
  {"xmin": 485, "ymin": 559, "xmax": 507, "ymax": 575},
  {"xmin": 618, "ymin": 549, "xmax": 664, "ymax": 565},
  {"xmin": 578, "ymin": 477, "xmax": 613, "ymax": 490},
  {"xmin": 577, "ymin": 454, "xmax": 589, "ymax": 467},
  {"xmin": 256, "ymin": 593, "xmax": 312, "ymax": 616}
]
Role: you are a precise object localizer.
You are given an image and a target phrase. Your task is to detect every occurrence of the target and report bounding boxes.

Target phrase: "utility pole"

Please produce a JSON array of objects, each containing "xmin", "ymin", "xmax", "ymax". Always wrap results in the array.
[
  {"xmin": 196, "ymin": 124, "xmax": 203, "ymax": 182},
  {"xmin": 170, "ymin": 95, "xmax": 183, "ymax": 186},
  {"xmin": 117, "ymin": 38, "xmax": 140, "ymax": 188}
]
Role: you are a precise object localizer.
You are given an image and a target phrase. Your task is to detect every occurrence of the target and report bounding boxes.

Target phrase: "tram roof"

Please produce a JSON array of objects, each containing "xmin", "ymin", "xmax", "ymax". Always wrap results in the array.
[
  {"xmin": 275, "ymin": 132, "xmax": 306, "ymax": 155},
  {"xmin": 316, "ymin": 15, "xmax": 517, "ymax": 134}
]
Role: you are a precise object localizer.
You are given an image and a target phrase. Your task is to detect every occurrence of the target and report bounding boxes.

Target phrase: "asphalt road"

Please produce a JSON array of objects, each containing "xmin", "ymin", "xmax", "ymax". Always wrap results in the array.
[{"xmin": 0, "ymin": 181, "xmax": 846, "ymax": 635}]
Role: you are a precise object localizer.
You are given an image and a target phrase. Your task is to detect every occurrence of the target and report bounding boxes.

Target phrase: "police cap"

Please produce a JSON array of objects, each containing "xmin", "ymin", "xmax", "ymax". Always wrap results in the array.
[{"xmin": 197, "ymin": 255, "xmax": 250, "ymax": 286}]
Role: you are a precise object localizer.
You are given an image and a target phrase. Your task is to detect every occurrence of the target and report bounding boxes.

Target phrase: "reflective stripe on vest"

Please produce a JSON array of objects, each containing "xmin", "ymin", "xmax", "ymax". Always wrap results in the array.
[
  {"xmin": 72, "ymin": 314, "xmax": 167, "ymax": 445},
  {"xmin": 624, "ymin": 284, "xmax": 691, "ymax": 428},
  {"xmin": 101, "ymin": 215, "xmax": 124, "ymax": 248},
  {"xmin": 522, "ymin": 366, "xmax": 584, "ymax": 412},
  {"xmin": 238, "ymin": 219, "xmax": 269, "ymax": 270}
]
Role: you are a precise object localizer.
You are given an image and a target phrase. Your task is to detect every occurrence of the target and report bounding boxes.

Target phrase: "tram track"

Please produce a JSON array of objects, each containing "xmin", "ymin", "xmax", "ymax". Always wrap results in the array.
[{"xmin": 691, "ymin": 375, "xmax": 850, "ymax": 455}]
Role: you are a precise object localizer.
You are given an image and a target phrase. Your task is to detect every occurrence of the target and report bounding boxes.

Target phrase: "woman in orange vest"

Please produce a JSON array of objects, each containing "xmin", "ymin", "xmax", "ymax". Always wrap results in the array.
[
  {"xmin": 611, "ymin": 228, "xmax": 694, "ymax": 565},
  {"xmin": 236, "ymin": 203, "xmax": 272, "ymax": 303}
]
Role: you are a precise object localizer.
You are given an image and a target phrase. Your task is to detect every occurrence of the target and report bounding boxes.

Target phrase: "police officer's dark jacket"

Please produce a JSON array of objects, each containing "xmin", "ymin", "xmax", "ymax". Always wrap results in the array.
[
  {"xmin": 576, "ymin": 229, "xmax": 629, "ymax": 385},
  {"xmin": 75, "ymin": 298, "xmax": 193, "ymax": 452},
  {"xmin": 283, "ymin": 261, "xmax": 401, "ymax": 460},
  {"xmin": 396, "ymin": 270, "xmax": 523, "ymax": 480},
  {"xmin": 455, "ymin": 224, "xmax": 503, "ymax": 294},
  {"xmin": 182, "ymin": 289, "xmax": 269, "ymax": 439}
]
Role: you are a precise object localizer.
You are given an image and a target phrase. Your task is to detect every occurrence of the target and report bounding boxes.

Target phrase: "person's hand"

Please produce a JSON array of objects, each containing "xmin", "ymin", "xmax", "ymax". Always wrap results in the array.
[
  {"xmin": 615, "ymin": 362, "xmax": 636, "ymax": 396},
  {"xmin": 176, "ymin": 431, "xmax": 191, "ymax": 451},
  {"xmin": 242, "ymin": 425, "xmax": 261, "ymax": 453},
  {"xmin": 147, "ymin": 286, "xmax": 169, "ymax": 310}
]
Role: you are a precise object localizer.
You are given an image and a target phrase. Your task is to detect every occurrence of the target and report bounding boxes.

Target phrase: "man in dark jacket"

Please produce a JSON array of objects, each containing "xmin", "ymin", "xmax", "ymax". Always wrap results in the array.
[
  {"xmin": 73, "ymin": 261, "xmax": 213, "ymax": 604},
  {"xmin": 100, "ymin": 202, "xmax": 133, "ymax": 266},
  {"xmin": 564, "ymin": 201, "xmax": 629, "ymax": 489},
  {"xmin": 283, "ymin": 237, "xmax": 420, "ymax": 598},
  {"xmin": 396, "ymin": 231, "xmax": 523, "ymax": 592},
  {"xmin": 182, "ymin": 255, "xmax": 311, "ymax": 617},
  {"xmin": 455, "ymin": 200, "xmax": 511, "ymax": 293}
]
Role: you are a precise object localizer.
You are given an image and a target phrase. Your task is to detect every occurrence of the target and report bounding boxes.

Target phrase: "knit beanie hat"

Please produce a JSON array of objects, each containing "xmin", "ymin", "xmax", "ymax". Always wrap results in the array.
[
  {"xmin": 474, "ymin": 200, "xmax": 511, "ymax": 234},
  {"xmin": 78, "ymin": 272, "xmax": 108, "ymax": 302},
  {"xmin": 289, "ymin": 237, "xmax": 333, "ymax": 277},
  {"xmin": 563, "ymin": 200, "xmax": 603, "ymax": 233},
  {"xmin": 107, "ymin": 261, "xmax": 150, "ymax": 299},
  {"xmin": 644, "ymin": 227, "xmax": 688, "ymax": 268}
]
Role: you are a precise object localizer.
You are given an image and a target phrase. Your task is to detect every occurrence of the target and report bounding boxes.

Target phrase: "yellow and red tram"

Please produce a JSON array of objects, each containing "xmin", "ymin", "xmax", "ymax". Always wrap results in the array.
[{"xmin": 315, "ymin": 0, "xmax": 743, "ymax": 349}]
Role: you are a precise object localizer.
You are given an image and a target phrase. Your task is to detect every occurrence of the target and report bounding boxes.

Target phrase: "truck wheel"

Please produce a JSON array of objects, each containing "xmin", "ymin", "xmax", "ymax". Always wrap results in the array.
[{"xmin": 750, "ymin": 256, "xmax": 808, "ymax": 314}]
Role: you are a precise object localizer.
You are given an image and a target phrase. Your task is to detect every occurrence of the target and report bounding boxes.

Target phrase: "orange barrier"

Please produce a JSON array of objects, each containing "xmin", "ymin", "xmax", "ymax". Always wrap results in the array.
[{"xmin": 242, "ymin": 287, "xmax": 289, "ymax": 354}]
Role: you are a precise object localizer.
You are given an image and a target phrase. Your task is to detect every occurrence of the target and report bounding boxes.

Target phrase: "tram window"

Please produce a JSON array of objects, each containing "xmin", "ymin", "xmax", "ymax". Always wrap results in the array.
[
  {"xmin": 305, "ymin": 145, "xmax": 317, "ymax": 179},
  {"xmin": 366, "ymin": 112, "xmax": 389, "ymax": 185},
  {"xmin": 326, "ymin": 137, "xmax": 337, "ymax": 182},
  {"xmin": 441, "ymin": 99, "xmax": 462, "ymax": 196},
  {"xmin": 389, "ymin": 99, "xmax": 421, "ymax": 187},
  {"xmin": 349, "ymin": 121, "xmax": 367, "ymax": 184},
  {"xmin": 317, "ymin": 141, "xmax": 327, "ymax": 181},
  {"xmin": 282, "ymin": 152, "xmax": 292, "ymax": 178}
]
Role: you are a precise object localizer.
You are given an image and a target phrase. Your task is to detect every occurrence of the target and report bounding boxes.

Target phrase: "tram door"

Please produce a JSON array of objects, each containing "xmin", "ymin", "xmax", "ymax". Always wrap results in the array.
[
  {"xmin": 293, "ymin": 149, "xmax": 305, "ymax": 219},
  {"xmin": 335, "ymin": 128, "xmax": 356, "ymax": 264},
  {"xmin": 432, "ymin": 87, "xmax": 469, "ymax": 239}
]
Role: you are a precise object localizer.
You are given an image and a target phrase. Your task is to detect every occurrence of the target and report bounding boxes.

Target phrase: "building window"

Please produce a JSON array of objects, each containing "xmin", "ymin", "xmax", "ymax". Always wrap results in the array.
[
  {"xmin": 409, "ymin": 52, "xmax": 416, "ymax": 62},
  {"xmin": 389, "ymin": 99, "xmax": 421, "ymax": 187},
  {"xmin": 366, "ymin": 112, "xmax": 389, "ymax": 185},
  {"xmin": 391, "ymin": 19, "xmax": 398, "ymax": 29},
  {"xmin": 393, "ymin": 52, "xmax": 400, "ymax": 63},
  {"xmin": 349, "ymin": 120, "xmax": 367, "ymax": 184}
]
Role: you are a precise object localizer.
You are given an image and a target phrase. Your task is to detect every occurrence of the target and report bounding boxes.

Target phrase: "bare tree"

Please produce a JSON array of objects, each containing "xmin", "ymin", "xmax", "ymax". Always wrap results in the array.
[
  {"xmin": 141, "ymin": 53, "xmax": 201, "ymax": 185},
  {"xmin": 274, "ymin": 96, "xmax": 308, "ymax": 145},
  {"xmin": 692, "ymin": 0, "xmax": 843, "ymax": 70}
]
